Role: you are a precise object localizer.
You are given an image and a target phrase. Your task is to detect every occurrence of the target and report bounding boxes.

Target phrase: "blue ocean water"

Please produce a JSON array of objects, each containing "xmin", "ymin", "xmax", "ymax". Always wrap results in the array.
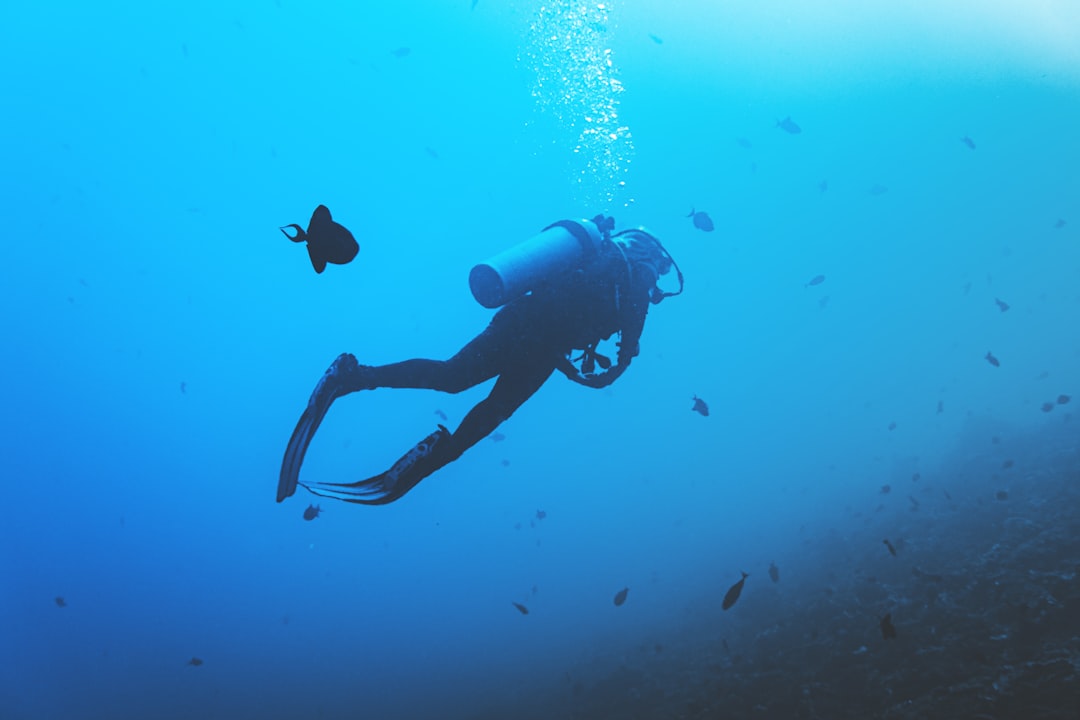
[{"xmin": 2, "ymin": 1, "xmax": 1079, "ymax": 718}]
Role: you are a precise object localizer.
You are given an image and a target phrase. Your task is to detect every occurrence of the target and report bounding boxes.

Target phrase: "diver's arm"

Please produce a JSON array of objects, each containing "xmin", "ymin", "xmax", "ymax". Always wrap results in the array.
[{"xmin": 559, "ymin": 288, "xmax": 649, "ymax": 389}]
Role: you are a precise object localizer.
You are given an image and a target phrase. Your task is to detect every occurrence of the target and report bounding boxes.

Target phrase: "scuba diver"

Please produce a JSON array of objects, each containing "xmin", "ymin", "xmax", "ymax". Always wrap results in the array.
[{"xmin": 277, "ymin": 213, "xmax": 683, "ymax": 505}]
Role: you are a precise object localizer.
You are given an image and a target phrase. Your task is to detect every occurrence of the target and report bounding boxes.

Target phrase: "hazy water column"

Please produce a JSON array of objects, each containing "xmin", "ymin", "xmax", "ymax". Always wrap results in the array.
[{"xmin": 525, "ymin": 1, "xmax": 635, "ymax": 210}]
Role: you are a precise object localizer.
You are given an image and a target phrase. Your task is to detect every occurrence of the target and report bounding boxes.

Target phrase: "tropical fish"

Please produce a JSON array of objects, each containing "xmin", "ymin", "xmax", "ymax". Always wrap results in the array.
[
  {"xmin": 280, "ymin": 205, "xmax": 359, "ymax": 274},
  {"xmin": 880, "ymin": 484, "xmax": 891, "ymax": 494},
  {"xmin": 937, "ymin": 400, "xmax": 944, "ymax": 414},
  {"xmin": 908, "ymin": 495, "xmax": 920, "ymax": 509},
  {"xmin": 302, "ymin": 504, "xmax": 321, "ymax": 521},
  {"xmin": 911, "ymin": 472, "xmax": 921, "ymax": 482},
  {"xmin": 471, "ymin": 0, "xmax": 479, "ymax": 9},
  {"xmin": 804, "ymin": 274, "xmax": 825, "ymax": 288},
  {"xmin": 1041, "ymin": 402, "xmax": 1054, "ymax": 412},
  {"xmin": 613, "ymin": 587, "xmax": 629, "ymax": 606},
  {"xmin": 54, "ymin": 596, "xmax": 67, "ymax": 608},
  {"xmin": 511, "ymin": 602, "xmax": 529, "ymax": 615},
  {"xmin": 536, "ymin": 509, "xmax": 547, "ymax": 520},
  {"xmin": 1054, "ymin": 218, "xmax": 1067, "ymax": 229},
  {"xmin": 188, "ymin": 657, "xmax": 204, "ymax": 667},
  {"xmin": 691, "ymin": 395, "xmax": 709, "ymax": 417},
  {"xmin": 768, "ymin": 562, "xmax": 780, "ymax": 584},
  {"xmin": 879, "ymin": 614, "xmax": 897, "ymax": 640},
  {"xmin": 775, "ymin": 116, "xmax": 801, "ymax": 134},
  {"xmin": 721, "ymin": 572, "xmax": 749, "ymax": 610},
  {"xmin": 996, "ymin": 490, "xmax": 1009, "ymax": 501},
  {"xmin": 883, "ymin": 539, "xmax": 897, "ymax": 556},
  {"xmin": 435, "ymin": 409, "xmax": 448, "ymax": 421},
  {"xmin": 686, "ymin": 208, "xmax": 714, "ymax": 232},
  {"xmin": 1058, "ymin": 394, "xmax": 1071, "ymax": 405},
  {"xmin": 985, "ymin": 351, "xmax": 1000, "ymax": 367},
  {"xmin": 180, "ymin": 381, "xmax": 187, "ymax": 395},
  {"xmin": 888, "ymin": 421, "xmax": 897, "ymax": 431},
  {"xmin": 490, "ymin": 432, "xmax": 506, "ymax": 442},
  {"xmin": 1002, "ymin": 459, "xmax": 1014, "ymax": 469},
  {"xmin": 994, "ymin": 298, "xmax": 1010, "ymax": 312},
  {"xmin": 961, "ymin": 136, "xmax": 976, "ymax": 150},
  {"xmin": 648, "ymin": 33, "xmax": 663, "ymax": 44}
]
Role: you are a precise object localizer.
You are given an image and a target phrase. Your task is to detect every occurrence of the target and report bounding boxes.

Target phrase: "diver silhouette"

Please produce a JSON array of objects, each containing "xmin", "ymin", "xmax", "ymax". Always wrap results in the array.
[{"xmin": 277, "ymin": 214, "xmax": 683, "ymax": 505}]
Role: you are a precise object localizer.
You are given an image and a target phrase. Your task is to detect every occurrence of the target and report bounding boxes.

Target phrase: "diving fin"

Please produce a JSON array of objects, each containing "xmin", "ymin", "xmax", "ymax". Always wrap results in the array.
[
  {"xmin": 304, "ymin": 425, "xmax": 451, "ymax": 505},
  {"xmin": 277, "ymin": 353, "xmax": 362, "ymax": 502}
]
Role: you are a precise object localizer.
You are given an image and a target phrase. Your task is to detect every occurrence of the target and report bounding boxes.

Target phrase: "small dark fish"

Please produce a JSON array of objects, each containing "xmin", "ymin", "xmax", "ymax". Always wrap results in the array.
[
  {"xmin": 880, "ymin": 484, "xmax": 891, "ymax": 494},
  {"xmin": 818, "ymin": 179, "xmax": 828, "ymax": 193},
  {"xmin": 804, "ymin": 274, "xmax": 825, "ymax": 288},
  {"xmin": 775, "ymin": 116, "xmax": 801, "ymax": 134},
  {"xmin": 648, "ymin": 33, "xmax": 663, "ymax": 44},
  {"xmin": 768, "ymin": 562, "xmax": 780, "ymax": 584},
  {"xmin": 471, "ymin": 0, "xmax": 479, "ymax": 9},
  {"xmin": 991, "ymin": 435, "xmax": 1001, "ymax": 444},
  {"xmin": 985, "ymin": 351, "xmax": 1000, "ymax": 367},
  {"xmin": 722, "ymin": 638, "xmax": 730, "ymax": 652},
  {"xmin": 936, "ymin": 399, "xmax": 944, "ymax": 414},
  {"xmin": 613, "ymin": 587, "xmax": 629, "ymax": 606},
  {"xmin": 55, "ymin": 596, "xmax": 67, "ymax": 608},
  {"xmin": 390, "ymin": 47, "xmax": 411, "ymax": 58},
  {"xmin": 280, "ymin": 205, "xmax": 358, "ymax": 274},
  {"xmin": 1002, "ymin": 459, "xmax": 1014, "ymax": 469},
  {"xmin": 995, "ymin": 490, "xmax": 1009, "ymax": 501},
  {"xmin": 994, "ymin": 297, "xmax": 1010, "ymax": 312},
  {"xmin": 735, "ymin": 137, "xmax": 752, "ymax": 149},
  {"xmin": 424, "ymin": 146, "xmax": 439, "ymax": 159},
  {"xmin": 1041, "ymin": 402, "xmax": 1054, "ymax": 412},
  {"xmin": 961, "ymin": 136, "xmax": 976, "ymax": 150},
  {"xmin": 686, "ymin": 208, "xmax": 714, "ymax": 232},
  {"xmin": 908, "ymin": 495, "xmax": 920, "ymax": 509},
  {"xmin": 691, "ymin": 395, "xmax": 709, "ymax": 417},
  {"xmin": 179, "ymin": 381, "xmax": 187, "ymax": 395},
  {"xmin": 911, "ymin": 472, "xmax": 920, "ymax": 482},
  {"xmin": 511, "ymin": 602, "xmax": 529, "ymax": 615},
  {"xmin": 869, "ymin": 184, "xmax": 889, "ymax": 196},
  {"xmin": 1058, "ymin": 394, "xmax": 1071, "ymax": 405},
  {"xmin": 883, "ymin": 539, "xmax": 897, "ymax": 556},
  {"xmin": 943, "ymin": 489, "xmax": 952, "ymax": 500},
  {"xmin": 536, "ymin": 509, "xmax": 546, "ymax": 520},
  {"xmin": 1053, "ymin": 218, "xmax": 1066, "ymax": 229},
  {"xmin": 490, "ymin": 431, "xmax": 506, "ymax": 442},
  {"xmin": 188, "ymin": 657, "xmax": 204, "ymax": 667},
  {"xmin": 302, "ymin": 504, "xmax": 321, "ymax": 521},
  {"xmin": 880, "ymin": 613, "xmax": 897, "ymax": 640},
  {"xmin": 435, "ymin": 409, "xmax": 448, "ymax": 421},
  {"xmin": 721, "ymin": 571, "xmax": 749, "ymax": 611},
  {"xmin": 887, "ymin": 421, "xmax": 897, "ymax": 431}
]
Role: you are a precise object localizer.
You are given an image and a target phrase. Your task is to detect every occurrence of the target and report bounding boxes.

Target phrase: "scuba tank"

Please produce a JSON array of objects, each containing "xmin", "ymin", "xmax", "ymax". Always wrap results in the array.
[{"xmin": 468, "ymin": 218, "xmax": 605, "ymax": 309}]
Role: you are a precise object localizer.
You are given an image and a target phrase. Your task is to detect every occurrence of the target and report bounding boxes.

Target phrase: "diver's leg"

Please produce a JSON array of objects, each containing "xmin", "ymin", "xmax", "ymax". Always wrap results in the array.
[
  {"xmin": 355, "ymin": 323, "xmax": 508, "ymax": 394},
  {"xmin": 380, "ymin": 360, "xmax": 557, "ymax": 499},
  {"xmin": 443, "ymin": 360, "xmax": 557, "ymax": 456},
  {"xmin": 307, "ymin": 358, "xmax": 557, "ymax": 505}
]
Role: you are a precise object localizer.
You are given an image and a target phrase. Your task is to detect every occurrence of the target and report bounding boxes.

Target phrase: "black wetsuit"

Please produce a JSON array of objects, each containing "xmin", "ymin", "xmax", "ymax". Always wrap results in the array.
[{"xmin": 362, "ymin": 243, "xmax": 655, "ymax": 471}]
